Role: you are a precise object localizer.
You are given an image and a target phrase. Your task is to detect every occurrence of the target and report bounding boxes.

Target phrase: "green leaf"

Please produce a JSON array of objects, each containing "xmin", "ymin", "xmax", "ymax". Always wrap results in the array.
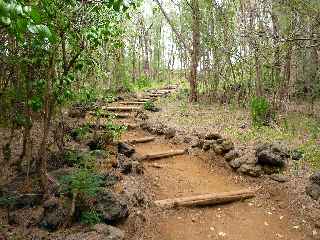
[{"xmin": 1, "ymin": 16, "xmax": 11, "ymax": 25}]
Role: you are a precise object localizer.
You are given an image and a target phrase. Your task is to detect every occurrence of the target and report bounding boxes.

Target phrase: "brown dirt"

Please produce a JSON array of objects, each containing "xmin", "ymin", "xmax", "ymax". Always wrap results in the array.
[{"xmin": 121, "ymin": 129, "xmax": 312, "ymax": 240}]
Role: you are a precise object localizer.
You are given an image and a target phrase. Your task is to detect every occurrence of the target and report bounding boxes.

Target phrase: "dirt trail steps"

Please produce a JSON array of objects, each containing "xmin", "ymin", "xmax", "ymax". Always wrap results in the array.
[{"xmin": 104, "ymin": 85, "xmax": 309, "ymax": 239}]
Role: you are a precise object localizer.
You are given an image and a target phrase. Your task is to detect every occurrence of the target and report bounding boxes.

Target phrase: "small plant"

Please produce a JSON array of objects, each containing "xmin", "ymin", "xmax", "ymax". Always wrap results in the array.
[
  {"xmin": 60, "ymin": 168, "xmax": 103, "ymax": 198},
  {"xmin": 144, "ymin": 100, "xmax": 155, "ymax": 111},
  {"xmin": 64, "ymin": 150, "xmax": 95, "ymax": 169},
  {"xmin": 104, "ymin": 122, "xmax": 127, "ymax": 140},
  {"xmin": 80, "ymin": 210, "xmax": 102, "ymax": 225},
  {"xmin": 250, "ymin": 96, "xmax": 274, "ymax": 127},
  {"xmin": 70, "ymin": 124, "xmax": 90, "ymax": 141}
]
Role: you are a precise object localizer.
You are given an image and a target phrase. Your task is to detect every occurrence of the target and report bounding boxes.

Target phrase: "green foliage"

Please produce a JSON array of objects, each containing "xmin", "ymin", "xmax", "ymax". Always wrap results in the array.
[
  {"xmin": 135, "ymin": 76, "xmax": 151, "ymax": 90},
  {"xmin": 80, "ymin": 210, "xmax": 102, "ymax": 225},
  {"xmin": 250, "ymin": 97, "xmax": 274, "ymax": 127},
  {"xmin": 0, "ymin": 196, "xmax": 16, "ymax": 207},
  {"xmin": 299, "ymin": 140, "xmax": 320, "ymax": 169},
  {"xmin": 143, "ymin": 100, "xmax": 155, "ymax": 111},
  {"xmin": 60, "ymin": 168, "xmax": 103, "ymax": 197},
  {"xmin": 70, "ymin": 124, "xmax": 90, "ymax": 141},
  {"xmin": 104, "ymin": 122, "xmax": 127, "ymax": 140},
  {"xmin": 64, "ymin": 150, "xmax": 95, "ymax": 169}
]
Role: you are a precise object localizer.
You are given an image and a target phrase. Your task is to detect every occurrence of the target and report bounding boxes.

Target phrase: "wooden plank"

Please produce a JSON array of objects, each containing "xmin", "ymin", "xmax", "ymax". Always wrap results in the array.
[
  {"xmin": 119, "ymin": 101, "xmax": 146, "ymax": 105},
  {"xmin": 141, "ymin": 149, "xmax": 186, "ymax": 160},
  {"xmin": 154, "ymin": 189, "xmax": 255, "ymax": 208},
  {"xmin": 103, "ymin": 106, "xmax": 141, "ymax": 112},
  {"xmin": 125, "ymin": 136, "xmax": 155, "ymax": 144}
]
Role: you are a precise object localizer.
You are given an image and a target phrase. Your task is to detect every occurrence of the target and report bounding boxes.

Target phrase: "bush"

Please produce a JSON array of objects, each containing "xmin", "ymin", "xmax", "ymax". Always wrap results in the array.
[
  {"xmin": 80, "ymin": 210, "xmax": 102, "ymax": 225},
  {"xmin": 250, "ymin": 96, "xmax": 274, "ymax": 127},
  {"xmin": 70, "ymin": 124, "xmax": 90, "ymax": 141},
  {"xmin": 143, "ymin": 100, "xmax": 155, "ymax": 111},
  {"xmin": 104, "ymin": 122, "xmax": 127, "ymax": 140},
  {"xmin": 60, "ymin": 168, "xmax": 103, "ymax": 198}
]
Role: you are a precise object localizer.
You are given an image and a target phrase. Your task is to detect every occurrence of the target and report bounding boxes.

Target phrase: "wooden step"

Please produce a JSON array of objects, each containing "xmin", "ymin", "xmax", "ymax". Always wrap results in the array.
[
  {"xmin": 103, "ymin": 106, "xmax": 141, "ymax": 112},
  {"xmin": 119, "ymin": 101, "xmax": 146, "ymax": 105},
  {"xmin": 136, "ymin": 98, "xmax": 153, "ymax": 102},
  {"xmin": 125, "ymin": 136, "xmax": 155, "ymax": 144},
  {"xmin": 141, "ymin": 149, "xmax": 186, "ymax": 160},
  {"xmin": 154, "ymin": 189, "xmax": 255, "ymax": 208}
]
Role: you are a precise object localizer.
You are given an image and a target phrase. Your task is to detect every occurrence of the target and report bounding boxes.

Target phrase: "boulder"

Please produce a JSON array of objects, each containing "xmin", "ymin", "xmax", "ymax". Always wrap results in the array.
[
  {"xmin": 212, "ymin": 144, "xmax": 224, "ymax": 155},
  {"xmin": 204, "ymin": 133, "xmax": 222, "ymax": 140},
  {"xmin": 191, "ymin": 138, "xmax": 204, "ymax": 149},
  {"xmin": 256, "ymin": 143, "xmax": 289, "ymax": 167},
  {"xmin": 237, "ymin": 164, "xmax": 262, "ymax": 177},
  {"xmin": 224, "ymin": 150, "xmax": 240, "ymax": 162},
  {"xmin": 117, "ymin": 154, "xmax": 143, "ymax": 174},
  {"xmin": 64, "ymin": 224, "xmax": 124, "ymax": 240},
  {"xmin": 310, "ymin": 172, "xmax": 320, "ymax": 185},
  {"xmin": 118, "ymin": 142, "xmax": 135, "ymax": 157},
  {"xmin": 40, "ymin": 197, "xmax": 68, "ymax": 231},
  {"xmin": 94, "ymin": 191, "xmax": 129, "ymax": 224},
  {"xmin": 306, "ymin": 183, "xmax": 320, "ymax": 201},
  {"xmin": 202, "ymin": 140, "xmax": 216, "ymax": 151},
  {"xmin": 229, "ymin": 154, "xmax": 256, "ymax": 169},
  {"xmin": 269, "ymin": 174, "xmax": 289, "ymax": 183},
  {"xmin": 221, "ymin": 140, "xmax": 234, "ymax": 153},
  {"xmin": 164, "ymin": 128, "xmax": 176, "ymax": 139}
]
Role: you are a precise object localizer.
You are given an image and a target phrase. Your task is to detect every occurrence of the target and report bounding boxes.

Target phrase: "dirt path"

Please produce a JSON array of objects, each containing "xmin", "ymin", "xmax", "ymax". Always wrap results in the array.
[{"xmin": 116, "ymin": 88, "xmax": 310, "ymax": 240}]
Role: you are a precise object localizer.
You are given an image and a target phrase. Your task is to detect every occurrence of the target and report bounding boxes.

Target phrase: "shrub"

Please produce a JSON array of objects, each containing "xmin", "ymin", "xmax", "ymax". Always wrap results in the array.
[
  {"xmin": 144, "ymin": 100, "xmax": 155, "ymax": 111},
  {"xmin": 80, "ymin": 210, "xmax": 102, "ymax": 225},
  {"xmin": 60, "ymin": 168, "xmax": 103, "ymax": 198},
  {"xmin": 104, "ymin": 122, "xmax": 127, "ymax": 140},
  {"xmin": 250, "ymin": 96, "xmax": 274, "ymax": 127},
  {"xmin": 64, "ymin": 150, "xmax": 95, "ymax": 169},
  {"xmin": 70, "ymin": 124, "xmax": 90, "ymax": 141}
]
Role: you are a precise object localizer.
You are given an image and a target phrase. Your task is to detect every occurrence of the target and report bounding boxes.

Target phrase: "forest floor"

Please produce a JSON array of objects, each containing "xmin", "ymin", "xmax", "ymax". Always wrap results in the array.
[
  {"xmin": 118, "ymin": 90, "xmax": 320, "ymax": 239},
  {"xmin": 1, "ymin": 87, "xmax": 319, "ymax": 240}
]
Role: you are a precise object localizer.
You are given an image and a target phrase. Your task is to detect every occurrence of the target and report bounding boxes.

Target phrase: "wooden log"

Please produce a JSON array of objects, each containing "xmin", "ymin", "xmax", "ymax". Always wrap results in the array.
[
  {"xmin": 154, "ymin": 189, "xmax": 255, "ymax": 208},
  {"xmin": 136, "ymin": 98, "xmax": 153, "ymax": 102},
  {"xmin": 141, "ymin": 149, "xmax": 186, "ymax": 160},
  {"xmin": 103, "ymin": 106, "xmax": 141, "ymax": 112},
  {"xmin": 119, "ymin": 101, "xmax": 146, "ymax": 105},
  {"xmin": 125, "ymin": 136, "xmax": 155, "ymax": 144}
]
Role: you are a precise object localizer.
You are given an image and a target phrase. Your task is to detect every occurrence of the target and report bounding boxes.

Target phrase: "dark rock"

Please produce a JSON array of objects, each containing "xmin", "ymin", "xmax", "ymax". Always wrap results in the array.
[
  {"xmin": 306, "ymin": 183, "xmax": 320, "ymax": 201},
  {"xmin": 212, "ymin": 144, "xmax": 224, "ymax": 155},
  {"xmin": 191, "ymin": 138, "xmax": 204, "ymax": 148},
  {"xmin": 118, "ymin": 142, "xmax": 135, "ymax": 157},
  {"xmin": 257, "ymin": 150, "xmax": 285, "ymax": 167},
  {"xmin": 291, "ymin": 149, "xmax": 303, "ymax": 161},
  {"xmin": 202, "ymin": 140, "xmax": 216, "ymax": 151},
  {"xmin": 64, "ymin": 224, "xmax": 124, "ymax": 240},
  {"xmin": 310, "ymin": 172, "xmax": 320, "ymax": 185},
  {"xmin": 94, "ymin": 191, "xmax": 129, "ymax": 224},
  {"xmin": 224, "ymin": 150, "xmax": 240, "ymax": 162},
  {"xmin": 216, "ymin": 138, "xmax": 224, "ymax": 144},
  {"xmin": 229, "ymin": 158, "xmax": 244, "ymax": 169},
  {"xmin": 183, "ymin": 136, "xmax": 193, "ymax": 143},
  {"xmin": 204, "ymin": 133, "xmax": 222, "ymax": 140},
  {"xmin": 256, "ymin": 143, "xmax": 289, "ymax": 167},
  {"xmin": 221, "ymin": 140, "xmax": 234, "ymax": 153},
  {"xmin": 40, "ymin": 197, "xmax": 68, "ymax": 231},
  {"xmin": 269, "ymin": 174, "xmax": 289, "ymax": 183},
  {"xmin": 117, "ymin": 154, "xmax": 133, "ymax": 174},
  {"xmin": 237, "ymin": 164, "xmax": 262, "ymax": 177},
  {"xmin": 164, "ymin": 128, "xmax": 176, "ymax": 139},
  {"xmin": 229, "ymin": 154, "xmax": 256, "ymax": 169}
]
